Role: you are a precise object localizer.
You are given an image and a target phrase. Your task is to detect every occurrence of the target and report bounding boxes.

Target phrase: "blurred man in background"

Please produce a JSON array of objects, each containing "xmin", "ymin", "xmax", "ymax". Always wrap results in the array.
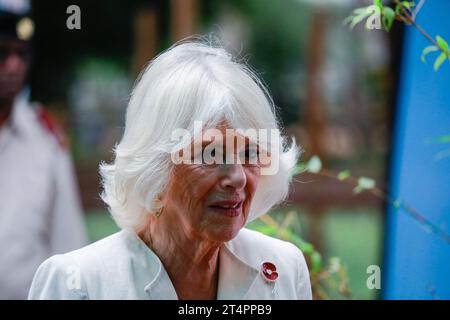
[{"xmin": 0, "ymin": 0, "xmax": 87, "ymax": 299}]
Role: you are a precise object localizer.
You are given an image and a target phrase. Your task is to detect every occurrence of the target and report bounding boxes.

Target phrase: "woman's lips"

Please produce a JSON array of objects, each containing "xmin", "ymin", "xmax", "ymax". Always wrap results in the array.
[{"xmin": 208, "ymin": 200, "xmax": 243, "ymax": 217}]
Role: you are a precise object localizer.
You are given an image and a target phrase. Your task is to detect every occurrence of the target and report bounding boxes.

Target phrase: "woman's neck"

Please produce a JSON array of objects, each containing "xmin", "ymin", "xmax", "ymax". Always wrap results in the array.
[{"xmin": 137, "ymin": 215, "xmax": 222, "ymax": 299}]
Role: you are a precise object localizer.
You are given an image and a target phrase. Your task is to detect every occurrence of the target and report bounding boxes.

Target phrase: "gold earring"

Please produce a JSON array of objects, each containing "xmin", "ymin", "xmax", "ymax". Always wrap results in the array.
[
  {"xmin": 155, "ymin": 206, "xmax": 164, "ymax": 218},
  {"xmin": 154, "ymin": 198, "xmax": 164, "ymax": 218}
]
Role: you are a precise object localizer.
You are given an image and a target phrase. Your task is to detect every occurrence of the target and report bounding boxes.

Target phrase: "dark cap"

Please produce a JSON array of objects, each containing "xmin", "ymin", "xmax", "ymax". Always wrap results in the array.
[{"xmin": 0, "ymin": 0, "xmax": 34, "ymax": 41}]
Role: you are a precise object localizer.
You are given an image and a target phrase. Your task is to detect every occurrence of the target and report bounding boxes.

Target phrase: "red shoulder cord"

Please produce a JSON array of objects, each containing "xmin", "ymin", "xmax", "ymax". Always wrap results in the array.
[{"xmin": 36, "ymin": 106, "xmax": 68, "ymax": 149}]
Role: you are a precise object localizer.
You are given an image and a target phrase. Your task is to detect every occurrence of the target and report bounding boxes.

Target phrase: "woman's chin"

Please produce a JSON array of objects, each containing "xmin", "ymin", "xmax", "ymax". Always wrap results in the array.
[
  {"xmin": 202, "ymin": 212, "xmax": 246, "ymax": 242},
  {"xmin": 205, "ymin": 224, "xmax": 243, "ymax": 243}
]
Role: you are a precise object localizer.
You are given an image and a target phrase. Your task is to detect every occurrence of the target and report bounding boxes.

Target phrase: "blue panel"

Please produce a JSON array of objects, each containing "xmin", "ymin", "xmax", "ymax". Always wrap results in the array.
[{"xmin": 383, "ymin": 1, "xmax": 450, "ymax": 299}]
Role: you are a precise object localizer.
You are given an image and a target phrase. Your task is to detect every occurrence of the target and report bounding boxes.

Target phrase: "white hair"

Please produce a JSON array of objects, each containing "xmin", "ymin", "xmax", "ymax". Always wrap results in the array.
[{"xmin": 99, "ymin": 38, "xmax": 301, "ymax": 231}]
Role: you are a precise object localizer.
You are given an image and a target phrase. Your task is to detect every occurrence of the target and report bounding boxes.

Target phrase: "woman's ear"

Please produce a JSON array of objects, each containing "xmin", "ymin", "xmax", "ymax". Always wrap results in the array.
[{"xmin": 153, "ymin": 196, "xmax": 164, "ymax": 209}]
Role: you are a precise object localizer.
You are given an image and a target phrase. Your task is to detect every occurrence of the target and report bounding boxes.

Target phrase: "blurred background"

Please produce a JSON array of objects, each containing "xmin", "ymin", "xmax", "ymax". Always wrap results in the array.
[{"xmin": 4, "ymin": 0, "xmax": 449, "ymax": 299}]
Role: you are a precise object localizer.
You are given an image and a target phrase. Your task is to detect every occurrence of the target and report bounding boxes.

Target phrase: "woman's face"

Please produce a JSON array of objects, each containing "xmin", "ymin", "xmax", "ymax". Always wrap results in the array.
[{"xmin": 162, "ymin": 125, "xmax": 262, "ymax": 243}]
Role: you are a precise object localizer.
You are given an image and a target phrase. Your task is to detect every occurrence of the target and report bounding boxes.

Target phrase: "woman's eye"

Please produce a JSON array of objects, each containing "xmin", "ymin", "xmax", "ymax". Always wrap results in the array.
[
  {"xmin": 201, "ymin": 147, "xmax": 225, "ymax": 165},
  {"xmin": 243, "ymin": 148, "xmax": 259, "ymax": 163}
]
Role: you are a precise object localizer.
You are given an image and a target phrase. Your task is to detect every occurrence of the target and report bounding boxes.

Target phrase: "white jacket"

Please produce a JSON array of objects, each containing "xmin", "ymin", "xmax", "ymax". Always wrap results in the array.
[
  {"xmin": 28, "ymin": 228, "xmax": 312, "ymax": 300},
  {"xmin": 0, "ymin": 91, "xmax": 87, "ymax": 299}
]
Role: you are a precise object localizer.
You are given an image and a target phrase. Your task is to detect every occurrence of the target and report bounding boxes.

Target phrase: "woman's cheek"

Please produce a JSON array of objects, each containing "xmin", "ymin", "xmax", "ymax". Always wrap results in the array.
[
  {"xmin": 184, "ymin": 165, "xmax": 221, "ymax": 198},
  {"xmin": 245, "ymin": 167, "xmax": 261, "ymax": 189}
]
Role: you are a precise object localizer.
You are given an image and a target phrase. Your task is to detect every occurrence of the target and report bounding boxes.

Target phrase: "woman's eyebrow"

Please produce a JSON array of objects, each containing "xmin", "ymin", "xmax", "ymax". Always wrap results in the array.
[
  {"xmin": 201, "ymin": 139, "xmax": 222, "ymax": 148},
  {"xmin": 198, "ymin": 134, "xmax": 261, "ymax": 150}
]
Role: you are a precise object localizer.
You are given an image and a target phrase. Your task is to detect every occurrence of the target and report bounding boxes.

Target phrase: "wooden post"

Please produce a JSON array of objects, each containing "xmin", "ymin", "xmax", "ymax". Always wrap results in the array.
[
  {"xmin": 305, "ymin": 9, "xmax": 328, "ymax": 161},
  {"xmin": 170, "ymin": 0, "xmax": 199, "ymax": 42},
  {"xmin": 132, "ymin": 6, "xmax": 158, "ymax": 78},
  {"xmin": 304, "ymin": 8, "xmax": 329, "ymax": 253}
]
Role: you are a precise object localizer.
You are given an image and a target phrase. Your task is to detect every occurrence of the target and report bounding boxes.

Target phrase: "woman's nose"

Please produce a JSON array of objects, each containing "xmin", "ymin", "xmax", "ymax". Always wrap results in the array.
[{"xmin": 219, "ymin": 164, "xmax": 247, "ymax": 191}]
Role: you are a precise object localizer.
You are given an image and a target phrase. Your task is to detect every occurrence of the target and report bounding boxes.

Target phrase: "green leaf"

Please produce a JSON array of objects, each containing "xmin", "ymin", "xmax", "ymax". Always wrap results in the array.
[
  {"xmin": 358, "ymin": 176, "xmax": 376, "ymax": 189},
  {"xmin": 290, "ymin": 163, "xmax": 306, "ymax": 179},
  {"xmin": 344, "ymin": 7, "xmax": 372, "ymax": 29},
  {"xmin": 402, "ymin": 1, "xmax": 412, "ymax": 9},
  {"xmin": 353, "ymin": 7, "xmax": 370, "ymax": 15},
  {"xmin": 396, "ymin": 1, "xmax": 414, "ymax": 15},
  {"xmin": 353, "ymin": 176, "xmax": 376, "ymax": 194},
  {"xmin": 421, "ymin": 45, "xmax": 439, "ymax": 63},
  {"xmin": 374, "ymin": 0, "xmax": 383, "ymax": 9},
  {"xmin": 395, "ymin": 3, "xmax": 403, "ymax": 15},
  {"xmin": 382, "ymin": 7, "xmax": 395, "ymax": 31},
  {"xmin": 436, "ymin": 35, "xmax": 450, "ymax": 52},
  {"xmin": 297, "ymin": 241, "xmax": 314, "ymax": 255},
  {"xmin": 306, "ymin": 156, "xmax": 322, "ymax": 173},
  {"xmin": 288, "ymin": 232, "xmax": 315, "ymax": 254},
  {"xmin": 310, "ymin": 252, "xmax": 322, "ymax": 274},
  {"xmin": 434, "ymin": 52, "xmax": 447, "ymax": 71},
  {"xmin": 337, "ymin": 170, "xmax": 351, "ymax": 181}
]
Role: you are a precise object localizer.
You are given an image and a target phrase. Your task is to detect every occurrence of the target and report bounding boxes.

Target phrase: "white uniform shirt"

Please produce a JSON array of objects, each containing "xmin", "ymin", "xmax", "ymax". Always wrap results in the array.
[
  {"xmin": 0, "ymin": 92, "xmax": 88, "ymax": 299},
  {"xmin": 28, "ymin": 228, "xmax": 312, "ymax": 300}
]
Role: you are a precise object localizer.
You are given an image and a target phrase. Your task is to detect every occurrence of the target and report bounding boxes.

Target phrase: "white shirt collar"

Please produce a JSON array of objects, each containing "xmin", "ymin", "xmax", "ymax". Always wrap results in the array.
[
  {"xmin": 123, "ymin": 229, "xmax": 259, "ymax": 300},
  {"xmin": 4, "ymin": 88, "xmax": 34, "ymax": 138}
]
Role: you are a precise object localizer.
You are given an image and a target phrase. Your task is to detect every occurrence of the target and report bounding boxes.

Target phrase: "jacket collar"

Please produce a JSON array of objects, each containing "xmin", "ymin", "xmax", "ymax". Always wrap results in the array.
[
  {"xmin": 128, "ymin": 231, "xmax": 259, "ymax": 300},
  {"xmin": 216, "ymin": 242, "xmax": 260, "ymax": 300},
  {"xmin": 8, "ymin": 89, "xmax": 32, "ymax": 136}
]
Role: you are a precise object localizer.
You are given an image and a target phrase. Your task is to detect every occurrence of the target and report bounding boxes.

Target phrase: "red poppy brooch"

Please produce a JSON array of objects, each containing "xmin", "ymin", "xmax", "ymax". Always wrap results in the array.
[{"xmin": 261, "ymin": 262, "xmax": 278, "ymax": 282}]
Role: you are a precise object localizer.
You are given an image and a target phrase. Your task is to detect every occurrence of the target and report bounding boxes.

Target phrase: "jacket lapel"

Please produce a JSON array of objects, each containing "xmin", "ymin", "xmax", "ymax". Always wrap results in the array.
[
  {"xmin": 216, "ymin": 242, "xmax": 259, "ymax": 300},
  {"xmin": 134, "ymin": 231, "xmax": 261, "ymax": 300},
  {"xmin": 142, "ymin": 250, "xmax": 179, "ymax": 300},
  {"xmin": 125, "ymin": 230, "xmax": 178, "ymax": 300}
]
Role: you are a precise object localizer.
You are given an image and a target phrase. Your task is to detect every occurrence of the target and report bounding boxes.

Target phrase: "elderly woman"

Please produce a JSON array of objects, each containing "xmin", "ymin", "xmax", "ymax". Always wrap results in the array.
[{"xmin": 28, "ymin": 41, "xmax": 312, "ymax": 300}]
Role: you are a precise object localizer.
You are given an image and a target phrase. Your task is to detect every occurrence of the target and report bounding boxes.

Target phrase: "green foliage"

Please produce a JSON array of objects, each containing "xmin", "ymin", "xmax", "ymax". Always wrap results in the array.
[
  {"xmin": 284, "ymin": 142, "xmax": 450, "ymax": 297},
  {"xmin": 434, "ymin": 52, "xmax": 448, "ymax": 71},
  {"xmin": 343, "ymin": 7, "xmax": 374, "ymax": 30},
  {"xmin": 250, "ymin": 211, "xmax": 352, "ymax": 299},
  {"xmin": 374, "ymin": 0, "xmax": 382, "ymax": 8},
  {"xmin": 395, "ymin": 0, "xmax": 414, "ymax": 14},
  {"xmin": 251, "ymin": 220, "xmax": 323, "ymax": 273},
  {"xmin": 421, "ymin": 45, "xmax": 440, "ymax": 63},
  {"xmin": 346, "ymin": 0, "xmax": 450, "ymax": 71},
  {"xmin": 353, "ymin": 177, "xmax": 376, "ymax": 194},
  {"xmin": 382, "ymin": 6, "xmax": 395, "ymax": 31},
  {"xmin": 291, "ymin": 162, "xmax": 306, "ymax": 178},
  {"xmin": 291, "ymin": 156, "xmax": 322, "ymax": 180},
  {"xmin": 293, "ymin": 156, "xmax": 450, "ymax": 244},
  {"xmin": 337, "ymin": 170, "xmax": 351, "ymax": 181},
  {"xmin": 305, "ymin": 155, "xmax": 322, "ymax": 173},
  {"xmin": 421, "ymin": 36, "xmax": 450, "ymax": 70},
  {"xmin": 344, "ymin": 0, "xmax": 396, "ymax": 32},
  {"xmin": 436, "ymin": 35, "xmax": 450, "ymax": 52}
]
